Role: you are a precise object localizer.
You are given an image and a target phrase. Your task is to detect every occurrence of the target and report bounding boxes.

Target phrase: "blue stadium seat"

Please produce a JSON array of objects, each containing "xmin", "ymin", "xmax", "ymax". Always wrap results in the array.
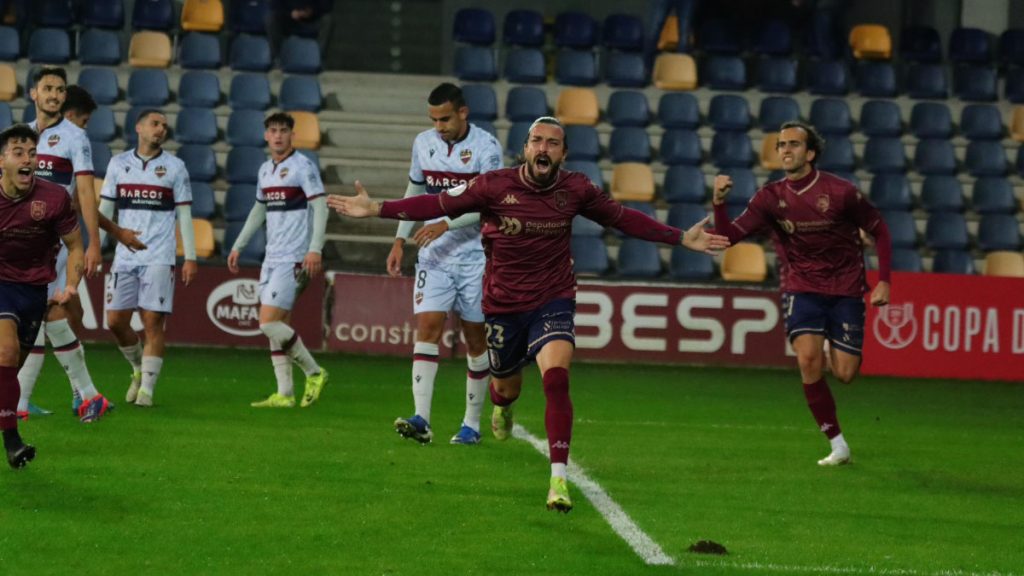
[
  {"xmin": 603, "ymin": 14, "xmax": 643, "ymax": 52},
  {"xmin": 505, "ymin": 86, "xmax": 547, "ymax": 122},
  {"xmin": 555, "ymin": 49, "xmax": 598, "ymax": 86},
  {"xmin": 711, "ymin": 132, "xmax": 754, "ymax": 168},
  {"xmin": 228, "ymin": 0, "xmax": 267, "ymax": 35},
  {"xmin": 670, "ymin": 246, "xmax": 715, "ymax": 280},
  {"xmin": 32, "ymin": 0, "xmax": 72, "ymax": 27},
  {"xmin": 906, "ymin": 63, "xmax": 948, "ymax": 99},
  {"xmin": 756, "ymin": 57, "xmax": 798, "ymax": 93},
  {"xmin": 225, "ymin": 184, "xmax": 258, "ymax": 221},
  {"xmin": 659, "ymin": 130, "xmax": 702, "ymax": 166},
  {"xmin": 891, "ymin": 248, "xmax": 923, "ymax": 272},
  {"xmin": 950, "ymin": 27, "xmax": 992, "ymax": 64},
  {"xmin": 133, "ymin": 0, "xmax": 174, "ymax": 30},
  {"xmin": 503, "ymin": 10, "xmax": 544, "ymax": 47},
  {"xmin": 977, "ymin": 214, "xmax": 1022, "ymax": 252},
  {"xmin": 122, "ymin": 107, "xmax": 145, "ymax": 146},
  {"xmin": 85, "ymin": 106, "xmax": 116, "ymax": 142},
  {"xmin": 809, "ymin": 98, "xmax": 851, "ymax": 135},
  {"xmin": 77, "ymin": 68, "xmax": 119, "ymax": 105},
  {"xmin": 901, "ymin": 26, "xmax": 942, "ymax": 63},
  {"xmin": 78, "ymin": 28, "xmax": 122, "ymax": 65},
  {"xmin": 925, "ymin": 212, "xmax": 969, "ymax": 250},
  {"xmin": 190, "ymin": 182, "xmax": 217, "ymax": 219},
  {"xmin": 230, "ymin": 34, "xmax": 272, "ymax": 72},
  {"xmin": 863, "ymin": 137, "xmax": 907, "ymax": 173},
  {"xmin": 566, "ymin": 160, "xmax": 604, "ymax": 189},
  {"xmin": 604, "ymin": 52, "xmax": 647, "ymax": 88},
  {"xmin": 474, "ymin": 120, "xmax": 496, "ymax": 139},
  {"xmin": 932, "ymin": 250, "xmax": 975, "ymax": 275},
  {"xmin": 662, "ymin": 165, "xmax": 705, "ymax": 203},
  {"xmin": 554, "ymin": 11, "xmax": 598, "ymax": 49},
  {"xmin": 758, "ymin": 96, "xmax": 800, "ymax": 132},
  {"xmin": 881, "ymin": 210, "xmax": 917, "ymax": 248},
  {"xmin": 817, "ymin": 137, "xmax": 855, "ymax": 173},
  {"xmin": 178, "ymin": 71, "xmax": 220, "ymax": 108},
  {"xmin": 859, "ymin": 100, "xmax": 902, "ymax": 137},
  {"xmin": 280, "ymin": 36, "xmax": 322, "ymax": 74},
  {"xmin": 227, "ymin": 110, "xmax": 267, "ymax": 147},
  {"xmin": 667, "ymin": 202, "xmax": 708, "ymax": 232},
  {"xmin": 808, "ymin": 60, "xmax": 849, "ymax": 95},
  {"xmin": 1017, "ymin": 146, "xmax": 1024, "ymax": 177},
  {"xmin": 278, "ymin": 75, "xmax": 322, "ymax": 112},
  {"xmin": 965, "ymin": 140, "xmax": 1008, "ymax": 177},
  {"xmin": 177, "ymin": 144, "xmax": 217, "ymax": 182},
  {"xmin": 0, "ymin": 103, "xmax": 11, "ymax": 130},
  {"xmin": 175, "ymin": 107, "xmax": 218, "ymax": 144},
  {"xmin": 698, "ymin": 18, "xmax": 742, "ymax": 54},
  {"xmin": 703, "ymin": 55, "xmax": 747, "ymax": 90},
  {"xmin": 22, "ymin": 105, "xmax": 36, "ymax": 124},
  {"xmin": 954, "ymin": 65, "xmax": 997, "ymax": 102},
  {"xmin": 607, "ymin": 91, "xmax": 649, "ymax": 127},
  {"xmin": 998, "ymin": 29, "xmax": 1024, "ymax": 66},
  {"xmin": 910, "ymin": 102, "xmax": 953, "ymax": 139},
  {"xmin": 179, "ymin": 32, "xmax": 221, "ymax": 69},
  {"xmin": 462, "ymin": 84, "xmax": 497, "ymax": 122},
  {"xmin": 721, "ymin": 169, "xmax": 756, "ymax": 206},
  {"xmin": 657, "ymin": 93, "xmax": 699, "ymax": 129},
  {"xmin": 226, "ymin": 146, "xmax": 265, "ymax": 184},
  {"xmin": 29, "ymin": 28, "xmax": 71, "ymax": 64},
  {"xmin": 920, "ymin": 176, "xmax": 965, "ymax": 212},
  {"xmin": 753, "ymin": 19, "xmax": 793, "ymax": 56},
  {"xmin": 453, "ymin": 8, "xmax": 495, "ymax": 45},
  {"xmin": 454, "ymin": 46, "xmax": 497, "ymax": 81},
  {"xmin": 972, "ymin": 178, "xmax": 1017, "ymax": 214},
  {"xmin": 571, "ymin": 215, "xmax": 603, "ymax": 237},
  {"xmin": 564, "ymin": 125, "xmax": 600, "ymax": 162},
  {"xmin": 960, "ymin": 104, "xmax": 1002, "ymax": 140},
  {"xmin": 855, "ymin": 61, "xmax": 897, "ymax": 97},
  {"xmin": 609, "ymin": 127, "xmax": 651, "ymax": 163},
  {"xmin": 833, "ymin": 171, "xmax": 860, "ymax": 190},
  {"xmin": 223, "ymin": 221, "xmax": 266, "ymax": 264},
  {"xmin": 127, "ymin": 69, "xmax": 169, "ymax": 106},
  {"xmin": 708, "ymin": 95, "xmax": 751, "ymax": 131},
  {"xmin": 0, "ymin": 26, "xmax": 18, "ymax": 61},
  {"xmin": 870, "ymin": 175, "xmax": 913, "ymax": 210},
  {"xmin": 570, "ymin": 236, "xmax": 609, "ymax": 275},
  {"xmin": 228, "ymin": 73, "xmax": 271, "ymax": 110},
  {"xmin": 88, "ymin": 140, "xmax": 111, "ymax": 177},
  {"xmin": 914, "ymin": 139, "xmax": 957, "ymax": 176},
  {"xmin": 503, "ymin": 48, "xmax": 546, "ymax": 84},
  {"xmin": 83, "ymin": 0, "xmax": 125, "ymax": 29},
  {"xmin": 617, "ymin": 238, "xmax": 661, "ymax": 278}
]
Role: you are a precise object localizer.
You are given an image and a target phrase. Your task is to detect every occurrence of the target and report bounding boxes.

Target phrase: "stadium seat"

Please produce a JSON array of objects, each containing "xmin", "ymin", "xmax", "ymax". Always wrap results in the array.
[
  {"xmin": 610, "ymin": 163, "xmax": 654, "ymax": 202},
  {"xmin": 223, "ymin": 221, "xmax": 265, "ymax": 264},
  {"xmin": 965, "ymin": 140, "xmax": 1008, "ymax": 177},
  {"xmin": 503, "ymin": 10, "xmax": 544, "ymax": 47},
  {"xmin": 703, "ymin": 55, "xmax": 746, "ymax": 90},
  {"xmin": 227, "ymin": 0, "xmax": 266, "ymax": 35},
  {"xmin": 870, "ymin": 174, "xmax": 913, "ymax": 210},
  {"xmin": 708, "ymin": 95, "xmax": 751, "ymax": 131},
  {"xmin": 662, "ymin": 165, "xmax": 706, "ymax": 204},
  {"xmin": 176, "ymin": 107, "xmax": 218, "ymax": 144},
  {"xmin": 932, "ymin": 249, "xmax": 975, "ymax": 275},
  {"xmin": 564, "ymin": 125, "xmax": 600, "ymax": 162},
  {"xmin": 471, "ymin": 120, "xmax": 497, "ymax": 139},
  {"xmin": 177, "ymin": 144, "xmax": 218, "ymax": 182},
  {"xmin": 900, "ymin": 26, "xmax": 942, "ymax": 62},
  {"xmin": 961, "ymin": 104, "xmax": 1003, "ymax": 140},
  {"xmin": 230, "ymin": 34, "xmax": 272, "ymax": 72},
  {"xmin": 914, "ymin": 139, "xmax": 957, "ymax": 176},
  {"xmin": 652, "ymin": 53, "xmax": 697, "ymax": 91},
  {"xmin": 925, "ymin": 212, "xmax": 969, "ymax": 250},
  {"xmin": 179, "ymin": 32, "xmax": 221, "ymax": 69},
  {"xmin": 604, "ymin": 52, "xmax": 647, "ymax": 88},
  {"xmin": 0, "ymin": 101, "xmax": 10, "ymax": 126},
  {"xmin": 85, "ymin": 106, "xmax": 116, "ymax": 142},
  {"xmin": 849, "ymin": 24, "xmax": 892, "ymax": 60},
  {"xmin": 756, "ymin": 57, "xmax": 798, "ymax": 93},
  {"xmin": 182, "ymin": 0, "xmax": 224, "ymax": 32},
  {"xmin": 555, "ymin": 88, "xmax": 599, "ymax": 126},
  {"xmin": 909, "ymin": 102, "xmax": 953, "ymax": 139},
  {"xmin": 721, "ymin": 243, "xmax": 767, "ymax": 282},
  {"xmin": 79, "ymin": 28, "xmax": 122, "ymax": 65},
  {"xmin": 0, "ymin": 26, "xmax": 18, "ymax": 61},
  {"xmin": 462, "ymin": 84, "xmax": 497, "ymax": 122},
  {"xmin": 280, "ymin": 36, "xmax": 322, "ymax": 74},
  {"xmin": 721, "ymin": 168, "xmax": 756, "ymax": 206},
  {"xmin": 178, "ymin": 71, "xmax": 220, "ymax": 108},
  {"xmin": 289, "ymin": 111, "xmax": 320, "ymax": 150},
  {"xmin": 31, "ymin": 0, "xmax": 71, "ymax": 27},
  {"xmin": 279, "ymin": 76, "xmax": 322, "ymax": 113},
  {"xmin": 698, "ymin": 18, "xmax": 742, "ymax": 54},
  {"xmin": 228, "ymin": 74, "xmax": 271, "ymax": 110},
  {"xmin": 607, "ymin": 91, "xmax": 649, "ymax": 127},
  {"xmin": 859, "ymin": 100, "xmax": 902, "ymax": 137},
  {"xmin": 617, "ymin": 238, "xmax": 662, "ymax": 278},
  {"xmin": 608, "ymin": 127, "xmax": 651, "ymax": 163},
  {"xmin": 570, "ymin": 236, "xmax": 608, "ymax": 275},
  {"xmin": 504, "ymin": 122, "xmax": 529, "ymax": 157},
  {"xmin": 566, "ymin": 160, "xmax": 603, "ymax": 189},
  {"xmin": 657, "ymin": 93, "xmax": 699, "ymax": 129},
  {"xmin": 503, "ymin": 48, "xmax": 546, "ymax": 84},
  {"xmin": 809, "ymin": 98, "xmax": 852, "ymax": 135},
  {"xmin": 225, "ymin": 184, "xmax": 258, "ymax": 221},
  {"xmin": 753, "ymin": 19, "xmax": 793, "ymax": 56},
  {"xmin": 555, "ymin": 49, "xmax": 598, "ymax": 86},
  {"xmin": 178, "ymin": 218, "xmax": 217, "ymax": 259},
  {"xmin": 554, "ymin": 11, "xmax": 598, "ymax": 49},
  {"xmin": 710, "ymin": 132, "xmax": 754, "ymax": 168},
  {"xmin": 758, "ymin": 96, "xmax": 800, "ymax": 132},
  {"xmin": 817, "ymin": 137, "xmax": 855, "ymax": 173},
  {"xmin": 505, "ymin": 87, "xmax": 547, "ymax": 122},
  {"xmin": 571, "ymin": 215, "xmax": 604, "ymax": 237},
  {"xmin": 881, "ymin": 210, "xmax": 917, "ymax": 248},
  {"xmin": 808, "ymin": 60, "xmax": 849, "ymax": 95},
  {"xmin": 22, "ymin": 103, "xmax": 36, "ymax": 124},
  {"xmin": 905, "ymin": 63, "xmax": 947, "ymax": 99},
  {"xmin": 760, "ymin": 134, "xmax": 782, "ymax": 170},
  {"xmin": 190, "ymin": 182, "xmax": 217, "ymax": 220},
  {"xmin": 666, "ymin": 202, "xmax": 708, "ymax": 232},
  {"xmin": 226, "ymin": 110, "xmax": 266, "ymax": 147},
  {"xmin": 453, "ymin": 8, "xmax": 494, "ymax": 45},
  {"xmin": 983, "ymin": 251, "xmax": 1024, "ymax": 277},
  {"xmin": 127, "ymin": 69, "xmax": 170, "ymax": 106},
  {"xmin": 891, "ymin": 248, "xmax": 923, "ymax": 272},
  {"xmin": 855, "ymin": 61, "xmax": 897, "ymax": 97},
  {"xmin": 972, "ymin": 177, "xmax": 1017, "ymax": 214},
  {"xmin": 454, "ymin": 46, "xmax": 496, "ymax": 81},
  {"xmin": 670, "ymin": 245, "xmax": 715, "ymax": 280},
  {"xmin": 659, "ymin": 129, "xmax": 701, "ymax": 166},
  {"xmin": 129, "ymin": 31, "xmax": 172, "ymax": 68},
  {"xmin": 950, "ymin": 27, "xmax": 992, "ymax": 64},
  {"xmin": 225, "ymin": 146, "xmax": 264, "ymax": 184},
  {"xmin": 920, "ymin": 176, "xmax": 964, "ymax": 212},
  {"xmin": 999, "ymin": 29, "xmax": 1024, "ymax": 66},
  {"xmin": 133, "ymin": 0, "xmax": 174, "ymax": 30},
  {"xmin": 977, "ymin": 214, "xmax": 1022, "ymax": 252},
  {"xmin": 863, "ymin": 137, "xmax": 906, "ymax": 173},
  {"xmin": 603, "ymin": 13, "xmax": 643, "ymax": 52},
  {"xmin": 28, "ymin": 28, "xmax": 70, "ymax": 64},
  {"xmin": 90, "ymin": 141, "xmax": 111, "ymax": 177},
  {"xmin": 76, "ymin": 69, "xmax": 118, "ymax": 107},
  {"xmin": 657, "ymin": 14, "xmax": 680, "ymax": 52},
  {"xmin": 82, "ymin": 0, "xmax": 125, "ymax": 29},
  {"xmin": 954, "ymin": 65, "xmax": 997, "ymax": 102},
  {"xmin": 1017, "ymin": 146, "xmax": 1024, "ymax": 176}
]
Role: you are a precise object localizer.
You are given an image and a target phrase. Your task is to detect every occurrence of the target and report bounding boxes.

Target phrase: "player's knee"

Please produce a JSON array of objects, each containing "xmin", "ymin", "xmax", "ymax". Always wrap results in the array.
[
  {"xmin": 260, "ymin": 321, "xmax": 295, "ymax": 347},
  {"xmin": 542, "ymin": 367, "xmax": 569, "ymax": 394},
  {"xmin": 834, "ymin": 365, "xmax": 858, "ymax": 385},
  {"xmin": 0, "ymin": 346, "xmax": 19, "ymax": 366}
]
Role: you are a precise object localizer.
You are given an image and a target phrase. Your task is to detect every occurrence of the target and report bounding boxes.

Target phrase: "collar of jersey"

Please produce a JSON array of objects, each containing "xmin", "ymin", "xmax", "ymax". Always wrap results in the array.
[{"xmin": 784, "ymin": 168, "xmax": 820, "ymax": 196}]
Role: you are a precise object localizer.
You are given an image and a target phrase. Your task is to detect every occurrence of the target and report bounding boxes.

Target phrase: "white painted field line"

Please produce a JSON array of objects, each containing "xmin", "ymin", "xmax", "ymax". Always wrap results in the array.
[
  {"xmin": 512, "ymin": 424, "xmax": 676, "ymax": 566},
  {"xmin": 690, "ymin": 559, "xmax": 1018, "ymax": 576}
]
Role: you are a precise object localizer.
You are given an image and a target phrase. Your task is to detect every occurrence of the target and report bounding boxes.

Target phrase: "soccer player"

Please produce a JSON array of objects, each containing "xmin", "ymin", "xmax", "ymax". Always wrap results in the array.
[
  {"xmin": 386, "ymin": 83, "xmax": 502, "ymax": 445},
  {"xmin": 0, "ymin": 124, "xmax": 83, "ymax": 468},
  {"xmin": 711, "ymin": 120, "xmax": 892, "ymax": 466},
  {"xmin": 97, "ymin": 110, "xmax": 197, "ymax": 407},
  {"xmin": 328, "ymin": 117, "xmax": 729, "ymax": 512},
  {"xmin": 228, "ymin": 112, "xmax": 328, "ymax": 408}
]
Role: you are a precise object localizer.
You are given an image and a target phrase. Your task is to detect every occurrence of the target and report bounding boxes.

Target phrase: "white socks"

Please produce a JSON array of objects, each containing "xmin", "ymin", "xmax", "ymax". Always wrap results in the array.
[
  {"xmin": 140, "ymin": 356, "xmax": 163, "ymax": 397},
  {"xmin": 412, "ymin": 342, "xmax": 439, "ymax": 423},
  {"xmin": 463, "ymin": 352, "xmax": 489, "ymax": 432},
  {"xmin": 551, "ymin": 463, "xmax": 567, "ymax": 479},
  {"xmin": 47, "ymin": 319, "xmax": 98, "ymax": 401},
  {"xmin": 119, "ymin": 341, "xmax": 143, "ymax": 372},
  {"xmin": 270, "ymin": 346, "xmax": 294, "ymax": 397},
  {"xmin": 261, "ymin": 321, "xmax": 319, "ymax": 377},
  {"xmin": 17, "ymin": 327, "xmax": 46, "ymax": 412}
]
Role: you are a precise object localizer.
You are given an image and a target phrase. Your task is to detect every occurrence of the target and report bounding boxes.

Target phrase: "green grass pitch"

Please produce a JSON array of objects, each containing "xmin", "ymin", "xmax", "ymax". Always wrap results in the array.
[{"xmin": 1, "ymin": 345, "xmax": 1021, "ymax": 575}]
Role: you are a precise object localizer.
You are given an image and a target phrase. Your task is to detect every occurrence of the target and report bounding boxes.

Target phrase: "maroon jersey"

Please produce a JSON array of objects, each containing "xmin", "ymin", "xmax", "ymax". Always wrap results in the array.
[
  {"xmin": 381, "ymin": 166, "xmax": 683, "ymax": 314},
  {"xmin": 0, "ymin": 177, "xmax": 79, "ymax": 285},
  {"xmin": 715, "ymin": 169, "xmax": 885, "ymax": 297}
]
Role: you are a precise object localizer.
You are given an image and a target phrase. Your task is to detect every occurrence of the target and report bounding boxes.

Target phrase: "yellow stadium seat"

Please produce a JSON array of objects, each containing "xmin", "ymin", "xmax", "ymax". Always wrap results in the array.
[
  {"xmin": 652, "ymin": 53, "xmax": 697, "ymax": 91},
  {"xmin": 129, "ymin": 31, "xmax": 173, "ymax": 68},
  {"xmin": 289, "ymin": 111, "xmax": 321, "ymax": 150},
  {"xmin": 177, "ymin": 218, "xmax": 216, "ymax": 259},
  {"xmin": 849, "ymin": 24, "xmax": 892, "ymax": 60},
  {"xmin": 182, "ymin": 0, "xmax": 224, "ymax": 32},
  {"xmin": 984, "ymin": 251, "xmax": 1024, "ymax": 277},
  {"xmin": 760, "ymin": 134, "xmax": 783, "ymax": 170},
  {"xmin": 721, "ymin": 243, "xmax": 767, "ymax": 282},
  {"xmin": 0, "ymin": 64, "xmax": 15, "ymax": 101},
  {"xmin": 1011, "ymin": 106, "xmax": 1024, "ymax": 142},
  {"xmin": 610, "ymin": 163, "xmax": 655, "ymax": 202},
  {"xmin": 657, "ymin": 14, "xmax": 679, "ymax": 52},
  {"xmin": 555, "ymin": 88, "xmax": 600, "ymax": 126}
]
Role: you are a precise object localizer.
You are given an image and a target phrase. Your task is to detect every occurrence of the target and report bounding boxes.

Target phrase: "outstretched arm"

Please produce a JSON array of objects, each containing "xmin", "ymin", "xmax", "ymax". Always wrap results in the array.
[{"xmin": 329, "ymin": 180, "xmax": 478, "ymax": 221}]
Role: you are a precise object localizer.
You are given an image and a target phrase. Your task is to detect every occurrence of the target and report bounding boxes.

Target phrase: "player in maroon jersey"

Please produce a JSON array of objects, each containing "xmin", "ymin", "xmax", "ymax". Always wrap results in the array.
[
  {"xmin": 712, "ymin": 120, "xmax": 892, "ymax": 466},
  {"xmin": 0, "ymin": 125, "xmax": 84, "ymax": 468},
  {"xmin": 329, "ymin": 116, "xmax": 730, "ymax": 511}
]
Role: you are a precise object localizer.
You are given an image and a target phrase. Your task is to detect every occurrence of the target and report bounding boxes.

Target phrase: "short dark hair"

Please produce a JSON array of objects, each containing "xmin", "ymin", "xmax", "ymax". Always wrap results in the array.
[
  {"xmin": 136, "ymin": 108, "xmax": 166, "ymax": 125},
  {"xmin": 428, "ymin": 83, "xmax": 466, "ymax": 110},
  {"xmin": 779, "ymin": 120, "xmax": 825, "ymax": 163},
  {"xmin": 33, "ymin": 66, "xmax": 67, "ymax": 86},
  {"xmin": 264, "ymin": 111, "xmax": 295, "ymax": 129},
  {"xmin": 62, "ymin": 85, "xmax": 97, "ymax": 116},
  {"xmin": 0, "ymin": 124, "xmax": 40, "ymax": 152}
]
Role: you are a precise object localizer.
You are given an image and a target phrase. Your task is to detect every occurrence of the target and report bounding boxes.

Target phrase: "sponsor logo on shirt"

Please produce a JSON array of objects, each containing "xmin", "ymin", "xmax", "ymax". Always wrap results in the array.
[
  {"xmin": 777, "ymin": 219, "xmax": 796, "ymax": 234},
  {"xmin": 30, "ymin": 200, "xmax": 46, "ymax": 221},
  {"xmin": 500, "ymin": 194, "xmax": 519, "ymax": 205},
  {"xmin": 498, "ymin": 216, "xmax": 522, "ymax": 235}
]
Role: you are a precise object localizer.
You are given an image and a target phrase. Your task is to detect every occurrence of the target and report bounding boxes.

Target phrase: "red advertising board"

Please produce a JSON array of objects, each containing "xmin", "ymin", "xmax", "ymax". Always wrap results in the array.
[{"xmin": 76, "ymin": 265, "xmax": 325, "ymax": 348}]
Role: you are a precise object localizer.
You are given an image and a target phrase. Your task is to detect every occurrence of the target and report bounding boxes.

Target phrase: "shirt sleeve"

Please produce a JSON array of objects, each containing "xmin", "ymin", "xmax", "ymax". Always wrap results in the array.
[
  {"xmin": 381, "ymin": 174, "xmax": 490, "ymax": 220},
  {"xmin": 100, "ymin": 159, "xmax": 118, "ymax": 201},
  {"xmin": 72, "ymin": 132, "xmax": 94, "ymax": 176},
  {"xmin": 577, "ymin": 178, "xmax": 625, "ymax": 226},
  {"xmin": 479, "ymin": 133, "xmax": 504, "ymax": 174},
  {"xmin": 408, "ymin": 134, "xmax": 424, "ymax": 184},
  {"xmin": 174, "ymin": 162, "xmax": 193, "ymax": 205},
  {"xmin": 713, "ymin": 189, "xmax": 773, "ymax": 243},
  {"xmin": 301, "ymin": 157, "xmax": 325, "ymax": 199}
]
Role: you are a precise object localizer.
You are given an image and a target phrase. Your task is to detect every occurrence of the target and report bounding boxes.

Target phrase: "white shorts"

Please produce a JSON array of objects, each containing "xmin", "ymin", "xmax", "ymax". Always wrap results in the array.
[
  {"xmin": 106, "ymin": 265, "xmax": 176, "ymax": 314},
  {"xmin": 413, "ymin": 260, "xmax": 485, "ymax": 323},
  {"xmin": 259, "ymin": 262, "xmax": 306, "ymax": 310},
  {"xmin": 46, "ymin": 243, "xmax": 69, "ymax": 301}
]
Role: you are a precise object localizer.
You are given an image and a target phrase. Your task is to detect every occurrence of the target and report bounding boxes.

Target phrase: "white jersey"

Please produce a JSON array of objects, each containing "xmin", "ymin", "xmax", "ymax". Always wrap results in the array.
[
  {"xmin": 30, "ymin": 117, "xmax": 93, "ymax": 197},
  {"xmin": 100, "ymin": 150, "xmax": 192, "ymax": 269},
  {"xmin": 258, "ymin": 151, "xmax": 325, "ymax": 264},
  {"xmin": 409, "ymin": 123, "xmax": 503, "ymax": 265}
]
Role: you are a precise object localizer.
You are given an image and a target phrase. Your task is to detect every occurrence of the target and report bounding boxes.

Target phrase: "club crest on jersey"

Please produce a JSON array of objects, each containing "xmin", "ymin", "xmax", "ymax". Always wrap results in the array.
[
  {"xmin": 816, "ymin": 194, "xmax": 830, "ymax": 213},
  {"xmin": 47, "ymin": 134, "xmax": 60, "ymax": 147},
  {"xmin": 154, "ymin": 165, "xmax": 166, "ymax": 178},
  {"xmin": 30, "ymin": 200, "xmax": 46, "ymax": 221},
  {"xmin": 460, "ymin": 149, "xmax": 472, "ymax": 165},
  {"xmin": 280, "ymin": 167, "xmax": 290, "ymax": 178},
  {"xmin": 554, "ymin": 190, "xmax": 568, "ymax": 209},
  {"xmin": 415, "ymin": 291, "xmax": 424, "ymax": 305}
]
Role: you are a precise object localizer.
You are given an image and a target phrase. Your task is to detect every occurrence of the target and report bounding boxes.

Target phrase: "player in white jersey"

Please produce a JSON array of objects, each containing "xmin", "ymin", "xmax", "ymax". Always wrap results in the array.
[
  {"xmin": 228, "ymin": 112, "xmax": 329, "ymax": 408},
  {"xmin": 386, "ymin": 83, "xmax": 503, "ymax": 445},
  {"xmin": 98, "ymin": 110, "xmax": 197, "ymax": 407}
]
